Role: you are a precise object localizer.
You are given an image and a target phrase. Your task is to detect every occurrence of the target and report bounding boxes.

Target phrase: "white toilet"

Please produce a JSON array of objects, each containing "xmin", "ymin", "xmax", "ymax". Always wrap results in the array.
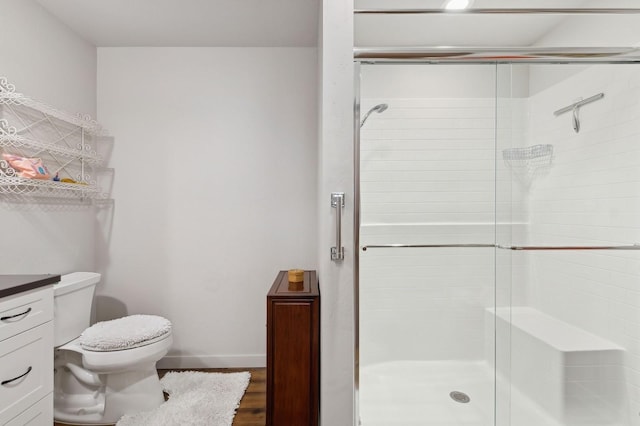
[{"xmin": 53, "ymin": 272, "xmax": 173, "ymax": 425}]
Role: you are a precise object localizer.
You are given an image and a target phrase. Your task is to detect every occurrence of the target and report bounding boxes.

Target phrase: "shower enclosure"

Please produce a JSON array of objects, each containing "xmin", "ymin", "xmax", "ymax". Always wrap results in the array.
[{"xmin": 354, "ymin": 7, "xmax": 640, "ymax": 426}]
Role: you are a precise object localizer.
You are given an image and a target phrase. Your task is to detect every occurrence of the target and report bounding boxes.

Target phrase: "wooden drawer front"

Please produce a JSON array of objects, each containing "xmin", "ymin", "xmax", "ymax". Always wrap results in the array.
[
  {"xmin": 0, "ymin": 287, "xmax": 53, "ymax": 343},
  {"xmin": 0, "ymin": 322, "xmax": 53, "ymax": 425},
  {"xmin": 4, "ymin": 393, "xmax": 52, "ymax": 426}
]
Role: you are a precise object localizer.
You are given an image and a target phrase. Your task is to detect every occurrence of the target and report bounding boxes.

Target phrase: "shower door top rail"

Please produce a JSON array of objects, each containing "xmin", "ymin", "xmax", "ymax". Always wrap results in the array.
[
  {"xmin": 354, "ymin": 46, "xmax": 640, "ymax": 63},
  {"xmin": 361, "ymin": 244, "xmax": 640, "ymax": 251},
  {"xmin": 354, "ymin": 8, "xmax": 640, "ymax": 15}
]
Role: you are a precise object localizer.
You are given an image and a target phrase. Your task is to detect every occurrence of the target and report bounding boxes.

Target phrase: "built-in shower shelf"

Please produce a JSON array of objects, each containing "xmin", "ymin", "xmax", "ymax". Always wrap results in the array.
[{"xmin": 0, "ymin": 77, "xmax": 111, "ymax": 204}]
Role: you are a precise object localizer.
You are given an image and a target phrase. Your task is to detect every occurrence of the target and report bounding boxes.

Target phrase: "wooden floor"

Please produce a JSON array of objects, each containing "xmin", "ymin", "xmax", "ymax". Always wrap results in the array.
[{"xmin": 53, "ymin": 368, "xmax": 266, "ymax": 426}]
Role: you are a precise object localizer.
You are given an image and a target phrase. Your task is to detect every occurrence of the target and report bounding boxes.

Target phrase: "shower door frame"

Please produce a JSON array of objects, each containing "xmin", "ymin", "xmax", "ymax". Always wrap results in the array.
[{"xmin": 353, "ymin": 46, "xmax": 640, "ymax": 425}]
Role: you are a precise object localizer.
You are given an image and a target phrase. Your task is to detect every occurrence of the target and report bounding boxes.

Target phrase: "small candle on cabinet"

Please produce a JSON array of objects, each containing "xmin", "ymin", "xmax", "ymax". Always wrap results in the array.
[{"xmin": 288, "ymin": 269, "xmax": 304, "ymax": 283}]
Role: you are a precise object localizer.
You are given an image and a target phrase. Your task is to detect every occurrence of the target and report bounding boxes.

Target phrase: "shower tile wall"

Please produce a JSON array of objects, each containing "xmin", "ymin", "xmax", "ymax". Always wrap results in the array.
[
  {"xmin": 524, "ymin": 64, "xmax": 640, "ymax": 422},
  {"xmin": 361, "ymin": 98, "xmax": 495, "ymax": 225},
  {"xmin": 360, "ymin": 95, "xmax": 527, "ymax": 366}
]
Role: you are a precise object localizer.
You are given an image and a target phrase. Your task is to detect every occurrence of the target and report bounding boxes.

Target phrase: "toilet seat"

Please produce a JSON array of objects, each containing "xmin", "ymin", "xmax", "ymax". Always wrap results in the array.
[
  {"xmin": 83, "ymin": 331, "xmax": 170, "ymax": 352},
  {"xmin": 80, "ymin": 314, "xmax": 172, "ymax": 351},
  {"xmin": 57, "ymin": 314, "xmax": 173, "ymax": 373},
  {"xmin": 58, "ymin": 331, "xmax": 173, "ymax": 373}
]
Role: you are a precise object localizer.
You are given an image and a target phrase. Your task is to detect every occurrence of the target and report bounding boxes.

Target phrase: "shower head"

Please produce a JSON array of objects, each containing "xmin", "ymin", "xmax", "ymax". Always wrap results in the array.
[
  {"xmin": 360, "ymin": 103, "xmax": 389, "ymax": 127},
  {"xmin": 374, "ymin": 103, "xmax": 388, "ymax": 113}
]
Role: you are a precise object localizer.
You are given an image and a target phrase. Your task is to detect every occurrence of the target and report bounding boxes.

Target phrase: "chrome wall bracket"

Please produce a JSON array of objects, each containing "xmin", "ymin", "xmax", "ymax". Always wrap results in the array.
[{"xmin": 331, "ymin": 192, "xmax": 345, "ymax": 261}]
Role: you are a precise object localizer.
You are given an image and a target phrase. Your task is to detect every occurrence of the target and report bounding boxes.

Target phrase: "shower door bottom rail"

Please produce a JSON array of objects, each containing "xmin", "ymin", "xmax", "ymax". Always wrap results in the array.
[
  {"xmin": 500, "ymin": 244, "xmax": 640, "ymax": 250},
  {"xmin": 361, "ymin": 243, "xmax": 640, "ymax": 251},
  {"xmin": 361, "ymin": 243, "xmax": 494, "ymax": 251}
]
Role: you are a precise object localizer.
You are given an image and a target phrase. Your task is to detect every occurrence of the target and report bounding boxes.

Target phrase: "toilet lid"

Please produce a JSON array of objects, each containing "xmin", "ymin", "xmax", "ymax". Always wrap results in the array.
[{"xmin": 79, "ymin": 314, "xmax": 172, "ymax": 352}]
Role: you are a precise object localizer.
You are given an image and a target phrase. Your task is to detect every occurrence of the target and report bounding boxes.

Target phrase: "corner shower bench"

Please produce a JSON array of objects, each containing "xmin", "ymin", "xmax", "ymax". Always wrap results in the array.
[{"xmin": 486, "ymin": 307, "xmax": 625, "ymax": 425}]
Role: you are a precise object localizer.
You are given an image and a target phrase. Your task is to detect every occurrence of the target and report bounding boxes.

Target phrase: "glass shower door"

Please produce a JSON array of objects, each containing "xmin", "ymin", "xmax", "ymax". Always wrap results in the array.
[
  {"xmin": 358, "ymin": 60, "xmax": 640, "ymax": 426},
  {"xmin": 495, "ymin": 62, "xmax": 640, "ymax": 426},
  {"xmin": 357, "ymin": 63, "xmax": 500, "ymax": 426}
]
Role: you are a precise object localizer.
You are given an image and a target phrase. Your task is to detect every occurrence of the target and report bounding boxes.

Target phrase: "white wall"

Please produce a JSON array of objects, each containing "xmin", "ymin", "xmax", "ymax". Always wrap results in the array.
[
  {"xmin": 0, "ymin": 0, "xmax": 97, "ymax": 274},
  {"xmin": 97, "ymin": 47, "xmax": 318, "ymax": 368},
  {"xmin": 318, "ymin": 0, "xmax": 356, "ymax": 424},
  {"xmin": 0, "ymin": 0, "xmax": 96, "ymax": 116}
]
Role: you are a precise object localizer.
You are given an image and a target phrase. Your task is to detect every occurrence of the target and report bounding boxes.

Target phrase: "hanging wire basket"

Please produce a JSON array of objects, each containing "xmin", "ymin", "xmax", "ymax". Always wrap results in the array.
[{"xmin": 502, "ymin": 144, "xmax": 554, "ymax": 188}]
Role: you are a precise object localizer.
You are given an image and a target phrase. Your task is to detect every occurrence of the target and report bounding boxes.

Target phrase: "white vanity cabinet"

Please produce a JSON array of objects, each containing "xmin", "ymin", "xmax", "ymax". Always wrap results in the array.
[{"xmin": 0, "ymin": 276, "xmax": 57, "ymax": 426}]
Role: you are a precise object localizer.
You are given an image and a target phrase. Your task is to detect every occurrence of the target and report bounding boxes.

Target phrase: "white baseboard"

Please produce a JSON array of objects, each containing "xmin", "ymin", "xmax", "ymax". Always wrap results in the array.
[{"xmin": 157, "ymin": 354, "xmax": 266, "ymax": 369}]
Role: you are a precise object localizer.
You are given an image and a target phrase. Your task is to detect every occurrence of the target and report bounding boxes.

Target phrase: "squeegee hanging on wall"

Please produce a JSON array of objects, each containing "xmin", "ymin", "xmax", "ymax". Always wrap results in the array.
[{"xmin": 553, "ymin": 92, "xmax": 604, "ymax": 133}]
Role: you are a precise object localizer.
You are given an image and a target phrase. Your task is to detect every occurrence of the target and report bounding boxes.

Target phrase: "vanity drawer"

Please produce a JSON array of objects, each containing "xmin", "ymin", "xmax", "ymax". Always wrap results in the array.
[
  {"xmin": 4, "ymin": 393, "xmax": 52, "ymax": 426},
  {"xmin": 0, "ymin": 322, "xmax": 53, "ymax": 425},
  {"xmin": 0, "ymin": 287, "xmax": 53, "ymax": 343}
]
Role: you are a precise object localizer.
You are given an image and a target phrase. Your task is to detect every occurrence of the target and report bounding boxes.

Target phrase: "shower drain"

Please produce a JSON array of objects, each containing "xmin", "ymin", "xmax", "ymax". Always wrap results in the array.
[{"xmin": 449, "ymin": 391, "xmax": 471, "ymax": 403}]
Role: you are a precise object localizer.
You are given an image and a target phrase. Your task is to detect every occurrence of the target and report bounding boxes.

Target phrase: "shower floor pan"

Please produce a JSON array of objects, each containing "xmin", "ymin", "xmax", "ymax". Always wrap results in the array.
[
  {"xmin": 360, "ymin": 360, "xmax": 561, "ymax": 426},
  {"xmin": 359, "ymin": 360, "xmax": 623, "ymax": 426},
  {"xmin": 360, "ymin": 360, "xmax": 490, "ymax": 426}
]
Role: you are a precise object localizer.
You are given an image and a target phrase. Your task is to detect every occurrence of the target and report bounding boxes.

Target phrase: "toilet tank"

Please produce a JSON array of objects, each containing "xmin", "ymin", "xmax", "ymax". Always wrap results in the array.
[{"xmin": 54, "ymin": 272, "xmax": 101, "ymax": 347}]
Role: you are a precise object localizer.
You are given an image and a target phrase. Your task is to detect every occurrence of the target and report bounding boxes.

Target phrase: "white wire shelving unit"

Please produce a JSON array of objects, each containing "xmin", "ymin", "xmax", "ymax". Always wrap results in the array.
[{"xmin": 0, "ymin": 77, "xmax": 111, "ymax": 204}]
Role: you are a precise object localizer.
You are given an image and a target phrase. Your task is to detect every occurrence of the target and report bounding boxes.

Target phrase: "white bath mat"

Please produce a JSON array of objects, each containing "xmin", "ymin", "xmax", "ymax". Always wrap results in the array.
[{"xmin": 116, "ymin": 371, "xmax": 251, "ymax": 426}]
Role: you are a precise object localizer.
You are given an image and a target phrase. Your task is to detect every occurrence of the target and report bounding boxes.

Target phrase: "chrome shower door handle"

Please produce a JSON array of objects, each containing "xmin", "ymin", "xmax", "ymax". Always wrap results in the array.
[{"xmin": 331, "ymin": 192, "xmax": 345, "ymax": 261}]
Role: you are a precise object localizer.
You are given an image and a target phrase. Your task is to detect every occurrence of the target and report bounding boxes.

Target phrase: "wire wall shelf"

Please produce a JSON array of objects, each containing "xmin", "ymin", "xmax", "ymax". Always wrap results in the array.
[
  {"xmin": 0, "ymin": 77, "xmax": 111, "ymax": 204},
  {"xmin": 0, "ymin": 175, "xmax": 102, "ymax": 199},
  {"xmin": 0, "ymin": 119, "xmax": 103, "ymax": 165},
  {"xmin": 0, "ymin": 78, "xmax": 105, "ymax": 135}
]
